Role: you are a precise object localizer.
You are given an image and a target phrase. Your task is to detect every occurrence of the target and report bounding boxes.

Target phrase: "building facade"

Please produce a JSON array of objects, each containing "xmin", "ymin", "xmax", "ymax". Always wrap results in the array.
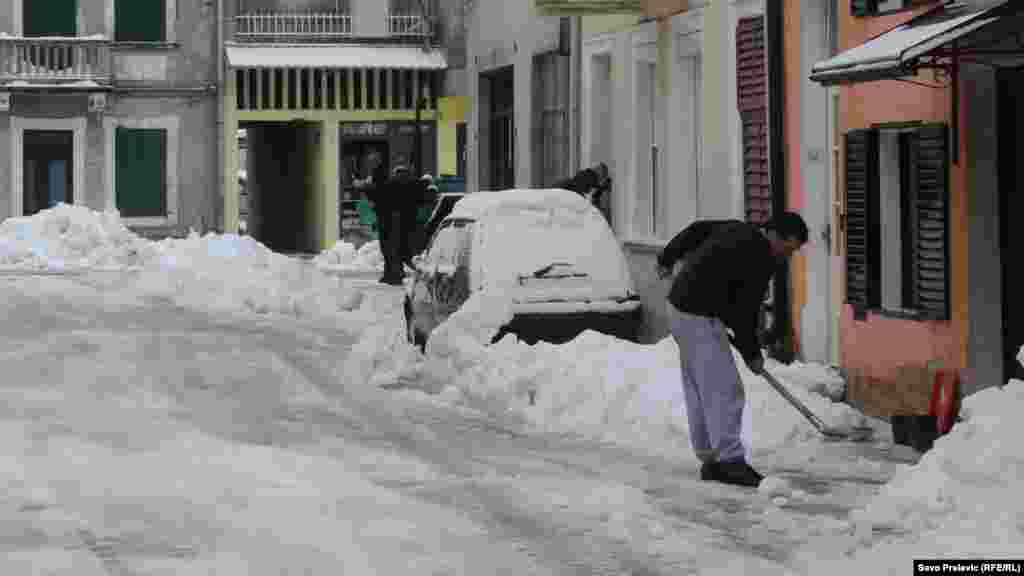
[
  {"xmin": 812, "ymin": 0, "xmax": 1024, "ymax": 394},
  {"xmin": 221, "ymin": 0, "xmax": 452, "ymax": 253},
  {"xmin": 0, "ymin": 0, "xmax": 220, "ymax": 237}
]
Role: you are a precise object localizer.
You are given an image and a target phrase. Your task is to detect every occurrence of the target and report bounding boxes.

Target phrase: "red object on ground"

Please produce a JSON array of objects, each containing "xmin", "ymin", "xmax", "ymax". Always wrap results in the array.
[{"xmin": 929, "ymin": 369, "xmax": 960, "ymax": 435}]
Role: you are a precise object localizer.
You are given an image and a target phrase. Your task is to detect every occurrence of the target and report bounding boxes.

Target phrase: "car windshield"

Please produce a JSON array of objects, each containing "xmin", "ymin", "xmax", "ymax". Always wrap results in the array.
[{"xmin": 473, "ymin": 208, "xmax": 629, "ymax": 287}]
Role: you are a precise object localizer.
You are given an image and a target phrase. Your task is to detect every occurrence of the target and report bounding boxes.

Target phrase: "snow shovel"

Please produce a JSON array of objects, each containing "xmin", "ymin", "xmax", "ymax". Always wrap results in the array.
[{"xmin": 758, "ymin": 369, "xmax": 874, "ymax": 442}]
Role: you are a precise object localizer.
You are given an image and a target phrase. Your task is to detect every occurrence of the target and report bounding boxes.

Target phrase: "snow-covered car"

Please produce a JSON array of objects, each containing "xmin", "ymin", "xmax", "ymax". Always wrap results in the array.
[{"xmin": 403, "ymin": 188, "xmax": 642, "ymax": 349}]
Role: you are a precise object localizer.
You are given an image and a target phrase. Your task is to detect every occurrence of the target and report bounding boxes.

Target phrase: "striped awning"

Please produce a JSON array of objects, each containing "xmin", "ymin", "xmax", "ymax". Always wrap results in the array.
[{"xmin": 224, "ymin": 43, "xmax": 447, "ymax": 70}]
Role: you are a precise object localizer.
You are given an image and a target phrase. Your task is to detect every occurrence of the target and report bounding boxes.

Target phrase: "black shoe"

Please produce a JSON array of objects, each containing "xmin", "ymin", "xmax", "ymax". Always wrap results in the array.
[
  {"xmin": 700, "ymin": 461, "xmax": 717, "ymax": 481},
  {"xmin": 711, "ymin": 460, "xmax": 763, "ymax": 488}
]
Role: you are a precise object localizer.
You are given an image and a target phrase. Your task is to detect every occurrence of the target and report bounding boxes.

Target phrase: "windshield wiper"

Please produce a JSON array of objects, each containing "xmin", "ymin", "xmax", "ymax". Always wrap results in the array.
[{"xmin": 528, "ymin": 262, "xmax": 589, "ymax": 279}]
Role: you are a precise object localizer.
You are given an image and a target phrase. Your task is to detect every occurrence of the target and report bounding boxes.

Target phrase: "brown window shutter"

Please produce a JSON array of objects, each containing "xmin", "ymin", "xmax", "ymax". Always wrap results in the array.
[
  {"xmin": 844, "ymin": 129, "xmax": 879, "ymax": 320},
  {"xmin": 911, "ymin": 124, "xmax": 951, "ymax": 320},
  {"xmin": 736, "ymin": 16, "xmax": 770, "ymax": 224}
]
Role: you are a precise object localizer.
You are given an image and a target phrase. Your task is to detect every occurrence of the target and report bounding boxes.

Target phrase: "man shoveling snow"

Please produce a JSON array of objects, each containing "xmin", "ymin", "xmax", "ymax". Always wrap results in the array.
[{"xmin": 657, "ymin": 212, "xmax": 808, "ymax": 488}]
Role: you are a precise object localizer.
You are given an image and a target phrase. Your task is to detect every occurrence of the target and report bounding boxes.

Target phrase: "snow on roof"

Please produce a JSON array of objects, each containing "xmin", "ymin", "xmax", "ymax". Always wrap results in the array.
[
  {"xmin": 447, "ymin": 188, "xmax": 595, "ymax": 221},
  {"xmin": 0, "ymin": 33, "xmax": 107, "ymax": 41},
  {"xmin": 3, "ymin": 80, "xmax": 102, "ymax": 89},
  {"xmin": 225, "ymin": 43, "xmax": 447, "ymax": 70}
]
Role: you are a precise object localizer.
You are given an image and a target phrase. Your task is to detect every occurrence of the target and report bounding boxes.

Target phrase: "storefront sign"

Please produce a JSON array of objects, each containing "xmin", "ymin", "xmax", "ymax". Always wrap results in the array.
[{"xmin": 340, "ymin": 122, "xmax": 388, "ymax": 137}]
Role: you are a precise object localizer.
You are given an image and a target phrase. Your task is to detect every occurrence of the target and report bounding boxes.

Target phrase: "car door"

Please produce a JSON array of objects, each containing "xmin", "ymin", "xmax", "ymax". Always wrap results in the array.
[{"xmin": 411, "ymin": 219, "xmax": 474, "ymax": 332}]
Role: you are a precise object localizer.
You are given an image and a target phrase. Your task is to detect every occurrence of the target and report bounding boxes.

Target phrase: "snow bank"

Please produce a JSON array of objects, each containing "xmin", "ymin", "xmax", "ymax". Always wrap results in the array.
[
  {"xmin": 313, "ymin": 240, "xmax": 384, "ymax": 273},
  {"xmin": 349, "ymin": 287, "xmax": 874, "ymax": 462},
  {"xmin": 0, "ymin": 204, "xmax": 155, "ymax": 271},
  {"xmin": 135, "ymin": 232, "xmax": 363, "ymax": 317},
  {"xmin": 793, "ymin": 381, "xmax": 1024, "ymax": 572}
]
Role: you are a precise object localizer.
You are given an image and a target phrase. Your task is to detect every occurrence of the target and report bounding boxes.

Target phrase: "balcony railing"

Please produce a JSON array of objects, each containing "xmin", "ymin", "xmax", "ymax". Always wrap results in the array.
[
  {"xmin": 0, "ymin": 36, "xmax": 112, "ymax": 85},
  {"xmin": 386, "ymin": 13, "xmax": 434, "ymax": 37},
  {"xmin": 234, "ymin": 12, "xmax": 353, "ymax": 42}
]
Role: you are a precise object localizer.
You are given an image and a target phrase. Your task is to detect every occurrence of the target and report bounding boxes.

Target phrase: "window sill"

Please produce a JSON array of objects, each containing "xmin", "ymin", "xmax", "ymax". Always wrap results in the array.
[
  {"xmin": 622, "ymin": 238, "xmax": 665, "ymax": 253},
  {"xmin": 853, "ymin": 306, "xmax": 948, "ymax": 323},
  {"xmin": 111, "ymin": 42, "xmax": 179, "ymax": 51},
  {"xmin": 123, "ymin": 216, "xmax": 178, "ymax": 228}
]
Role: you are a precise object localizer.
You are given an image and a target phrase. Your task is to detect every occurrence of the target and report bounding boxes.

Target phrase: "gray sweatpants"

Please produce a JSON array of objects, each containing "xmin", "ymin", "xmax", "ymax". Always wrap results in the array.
[{"xmin": 667, "ymin": 302, "xmax": 747, "ymax": 464}]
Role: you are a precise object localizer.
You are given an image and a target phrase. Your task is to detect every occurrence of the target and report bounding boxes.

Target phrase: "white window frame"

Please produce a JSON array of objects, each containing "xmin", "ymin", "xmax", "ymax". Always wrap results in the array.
[
  {"xmin": 671, "ymin": 13, "xmax": 704, "ymax": 238},
  {"xmin": 628, "ymin": 20, "xmax": 658, "ymax": 245},
  {"xmin": 581, "ymin": 33, "xmax": 616, "ymax": 228},
  {"xmin": 726, "ymin": 0, "xmax": 765, "ymax": 221},
  {"xmin": 105, "ymin": 0, "xmax": 177, "ymax": 43},
  {"xmin": 104, "ymin": 115, "xmax": 180, "ymax": 227},
  {"xmin": 9, "ymin": 116, "xmax": 87, "ymax": 218}
]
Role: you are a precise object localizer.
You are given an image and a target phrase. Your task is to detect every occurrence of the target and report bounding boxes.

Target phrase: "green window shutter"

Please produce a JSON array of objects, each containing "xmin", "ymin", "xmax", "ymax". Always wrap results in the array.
[
  {"xmin": 115, "ymin": 0, "xmax": 166, "ymax": 42},
  {"xmin": 116, "ymin": 127, "xmax": 167, "ymax": 218},
  {"xmin": 851, "ymin": 0, "xmax": 871, "ymax": 17},
  {"xmin": 24, "ymin": 0, "xmax": 77, "ymax": 37},
  {"xmin": 844, "ymin": 129, "xmax": 879, "ymax": 320},
  {"xmin": 911, "ymin": 124, "xmax": 951, "ymax": 320}
]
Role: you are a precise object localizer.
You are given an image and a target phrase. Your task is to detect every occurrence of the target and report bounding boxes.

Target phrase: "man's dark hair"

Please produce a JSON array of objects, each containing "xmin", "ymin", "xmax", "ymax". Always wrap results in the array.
[{"xmin": 764, "ymin": 211, "xmax": 809, "ymax": 244}]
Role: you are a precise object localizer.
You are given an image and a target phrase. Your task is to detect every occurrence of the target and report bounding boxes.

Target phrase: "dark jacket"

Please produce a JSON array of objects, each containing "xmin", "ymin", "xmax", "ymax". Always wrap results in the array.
[
  {"xmin": 665, "ymin": 221, "xmax": 777, "ymax": 365},
  {"xmin": 657, "ymin": 219, "xmax": 744, "ymax": 270}
]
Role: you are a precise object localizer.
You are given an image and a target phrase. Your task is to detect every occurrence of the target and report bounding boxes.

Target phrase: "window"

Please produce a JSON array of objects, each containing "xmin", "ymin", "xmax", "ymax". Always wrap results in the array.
[
  {"xmin": 844, "ymin": 124, "xmax": 950, "ymax": 320},
  {"xmin": 390, "ymin": 0, "xmax": 438, "ymax": 16},
  {"xmin": 632, "ymin": 58, "xmax": 657, "ymax": 238},
  {"xmin": 532, "ymin": 51, "xmax": 571, "ymax": 188},
  {"xmin": 106, "ymin": 116, "xmax": 179, "ymax": 225},
  {"xmin": 428, "ymin": 220, "xmax": 472, "ymax": 268},
  {"xmin": 851, "ymin": 0, "xmax": 930, "ymax": 17},
  {"xmin": 24, "ymin": 0, "xmax": 76, "ymax": 36},
  {"xmin": 115, "ymin": 0, "xmax": 166, "ymax": 42},
  {"xmin": 115, "ymin": 128, "xmax": 166, "ymax": 217}
]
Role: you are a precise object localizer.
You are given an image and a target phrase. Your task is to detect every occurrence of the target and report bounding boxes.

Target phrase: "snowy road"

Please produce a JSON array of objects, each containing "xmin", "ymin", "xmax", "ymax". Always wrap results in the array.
[{"xmin": 0, "ymin": 271, "xmax": 918, "ymax": 574}]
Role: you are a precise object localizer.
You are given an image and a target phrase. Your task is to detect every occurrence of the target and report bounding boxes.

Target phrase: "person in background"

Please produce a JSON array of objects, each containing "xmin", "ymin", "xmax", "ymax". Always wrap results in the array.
[{"xmin": 658, "ymin": 212, "xmax": 808, "ymax": 488}]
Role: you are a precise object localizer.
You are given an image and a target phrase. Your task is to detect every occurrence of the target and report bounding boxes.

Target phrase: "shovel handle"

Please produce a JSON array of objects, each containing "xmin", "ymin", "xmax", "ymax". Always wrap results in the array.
[{"xmin": 758, "ymin": 370, "xmax": 829, "ymax": 432}]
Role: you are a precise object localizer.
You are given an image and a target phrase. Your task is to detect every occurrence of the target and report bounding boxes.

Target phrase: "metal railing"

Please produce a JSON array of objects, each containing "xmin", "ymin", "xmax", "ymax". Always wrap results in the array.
[
  {"xmin": 0, "ymin": 36, "xmax": 112, "ymax": 84},
  {"xmin": 386, "ymin": 13, "xmax": 433, "ymax": 37},
  {"xmin": 234, "ymin": 12, "xmax": 353, "ymax": 42}
]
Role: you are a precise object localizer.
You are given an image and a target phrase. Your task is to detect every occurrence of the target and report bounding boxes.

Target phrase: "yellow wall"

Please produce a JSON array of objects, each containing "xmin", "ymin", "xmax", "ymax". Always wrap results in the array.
[
  {"xmin": 437, "ymin": 95, "xmax": 469, "ymax": 177},
  {"xmin": 582, "ymin": 14, "xmax": 637, "ymax": 37}
]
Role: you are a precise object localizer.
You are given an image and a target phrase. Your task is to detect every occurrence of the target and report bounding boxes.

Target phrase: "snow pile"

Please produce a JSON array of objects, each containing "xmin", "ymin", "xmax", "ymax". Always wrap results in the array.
[
  {"xmin": 793, "ymin": 377, "xmax": 1024, "ymax": 572},
  {"xmin": 349, "ymin": 287, "xmax": 874, "ymax": 461},
  {"xmin": 0, "ymin": 204, "xmax": 156, "ymax": 271},
  {"xmin": 767, "ymin": 360, "xmax": 846, "ymax": 402},
  {"xmin": 135, "ymin": 232, "xmax": 364, "ymax": 317},
  {"xmin": 313, "ymin": 240, "xmax": 384, "ymax": 273},
  {"xmin": 788, "ymin": 353, "xmax": 1024, "ymax": 573}
]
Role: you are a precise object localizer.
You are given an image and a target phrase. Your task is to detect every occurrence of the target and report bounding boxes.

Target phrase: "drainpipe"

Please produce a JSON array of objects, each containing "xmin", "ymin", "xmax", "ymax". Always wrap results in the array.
[
  {"xmin": 216, "ymin": 0, "xmax": 224, "ymax": 233},
  {"xmin": 766, "ymin": 0, "xmax": 794, "ymax": 362}
]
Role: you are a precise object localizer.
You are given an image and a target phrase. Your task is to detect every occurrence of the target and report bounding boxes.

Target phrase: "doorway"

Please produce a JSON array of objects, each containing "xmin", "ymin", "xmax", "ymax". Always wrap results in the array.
[
  {"xmin": 999, "ymin": 67, "xmax": 1024, "ymax": 382},
  {"xmin": 486, "ymin": 67, "xmax": 515, "ymax": 189},
  {"xmin": 23, "ymin": 130, "xmax": 74, "ymax": 216}
]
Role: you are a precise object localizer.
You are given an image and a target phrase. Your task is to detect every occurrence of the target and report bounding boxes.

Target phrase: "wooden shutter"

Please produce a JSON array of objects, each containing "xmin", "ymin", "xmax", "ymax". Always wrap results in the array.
[
  {"xmin": 911, "ymin": 124, "xmax": 951, "ymax": 320},
  {"xmin": 737, "ymin": 16, "xmax": 770, "ymax": 224},
  {"xmin": 116, "ymin": 128, "xmax": 167, "ymax": 218},
  {"xmin": 851, "ymin": 0, "xmax": 871, "ymax": 17},
  {"xmin": 844, "ymin": 129, "xmax": 878, "ymax": 319},
  {"xmin": 115, "ymin": 0, "xmax": 166, "ymax": 42},
  {"xmin": 24, "ymin": 0, "xmax": 77, "ymax": 36}
]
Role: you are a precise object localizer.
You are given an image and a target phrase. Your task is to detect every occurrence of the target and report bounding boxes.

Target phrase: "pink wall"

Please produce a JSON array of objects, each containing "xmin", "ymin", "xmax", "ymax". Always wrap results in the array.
[{"xmin": 837, "ymin": 0, "xmax": 969, "ymax": 380}]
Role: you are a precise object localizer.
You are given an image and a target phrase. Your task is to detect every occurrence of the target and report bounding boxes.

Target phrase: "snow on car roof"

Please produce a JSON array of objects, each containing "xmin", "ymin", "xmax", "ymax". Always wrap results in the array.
[{"xmin": 446, "ymin": 188, "xmax": 593, "ymax": 221}]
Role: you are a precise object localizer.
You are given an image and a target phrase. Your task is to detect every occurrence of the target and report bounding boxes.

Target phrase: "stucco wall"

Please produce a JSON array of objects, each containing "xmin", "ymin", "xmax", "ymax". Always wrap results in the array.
[
  {"xmin": 838, "ymin": 1, "xmax": 968, "ymax": 380},
  {"xmin": 465, "ymin": 0, "xmax": 562, "ymax": 192}
]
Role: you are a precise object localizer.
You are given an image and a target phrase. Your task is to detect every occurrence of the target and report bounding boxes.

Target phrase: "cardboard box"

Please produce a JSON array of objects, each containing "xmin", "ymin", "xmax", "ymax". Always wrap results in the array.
[{"xmin": 845, "ymin": 364, "xmax": 941, "ymax": 419}]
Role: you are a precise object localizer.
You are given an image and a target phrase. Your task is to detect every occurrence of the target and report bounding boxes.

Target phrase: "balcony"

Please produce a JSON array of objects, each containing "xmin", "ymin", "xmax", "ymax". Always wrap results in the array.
[
  {"xmin": 0, "ymin": 36, "xmax": 112, "ymax": 87},
  {"xmin": 386, "ymin": 13, "xmax": 434, "ymax": 38},
  {"xmin": 234, "ymin": 12, "xmax": 353, "ymax": 43}
]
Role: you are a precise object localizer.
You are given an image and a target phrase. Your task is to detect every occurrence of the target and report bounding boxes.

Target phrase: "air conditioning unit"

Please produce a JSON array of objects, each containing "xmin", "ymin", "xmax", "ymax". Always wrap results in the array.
[
  {"xmin": 88, "ymin": 92, "xmax": 107, "ymax": 113},
  {"xmin": 0, "ymin": 92, "xmax": 10, "ymax": 112}
]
